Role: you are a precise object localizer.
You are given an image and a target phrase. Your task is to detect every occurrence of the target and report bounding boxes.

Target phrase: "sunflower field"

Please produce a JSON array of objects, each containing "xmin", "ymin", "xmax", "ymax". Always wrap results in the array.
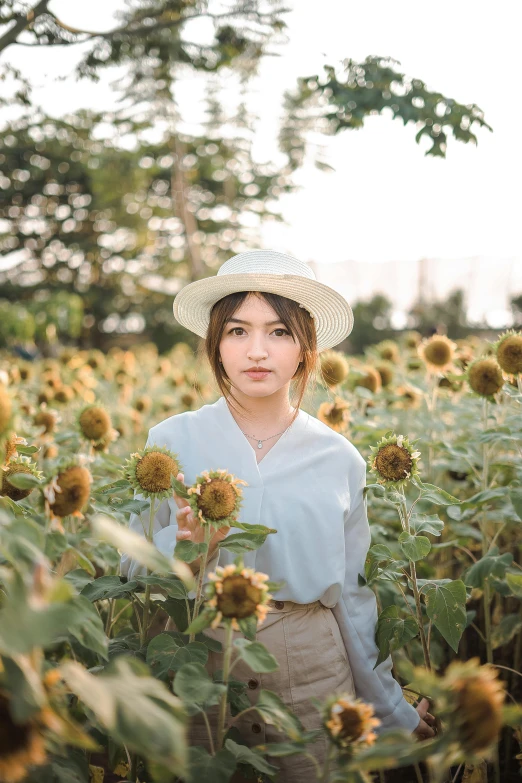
[{"xmin": 1, "ymin": 330, "xmax": 522, "ymax": 783}]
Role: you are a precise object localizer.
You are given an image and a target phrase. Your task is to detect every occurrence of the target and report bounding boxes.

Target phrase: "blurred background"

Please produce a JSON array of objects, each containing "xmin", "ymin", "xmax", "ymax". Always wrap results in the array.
[{"xmin": 0, "ymin": 0, "xmax": 519, "ymax": 358}]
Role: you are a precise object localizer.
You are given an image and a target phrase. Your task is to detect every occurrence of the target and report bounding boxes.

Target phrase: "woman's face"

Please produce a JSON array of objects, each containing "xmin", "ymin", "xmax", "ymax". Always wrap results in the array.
[{"xmin": 218, "ymin": 294, "xmax": 303, "ymax": 399}]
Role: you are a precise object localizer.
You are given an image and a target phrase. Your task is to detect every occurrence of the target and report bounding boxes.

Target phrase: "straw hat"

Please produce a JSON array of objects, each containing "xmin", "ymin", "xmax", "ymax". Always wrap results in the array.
[{"xmin": 172, "ymin": 250, "xmax": 354, "ymax": 351}]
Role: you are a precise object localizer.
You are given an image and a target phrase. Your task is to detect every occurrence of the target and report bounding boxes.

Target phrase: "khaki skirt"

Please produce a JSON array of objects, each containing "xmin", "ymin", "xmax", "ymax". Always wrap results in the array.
[{"xmin": 183, "ymin": 598, "xmax": 355, "ymax": 783}]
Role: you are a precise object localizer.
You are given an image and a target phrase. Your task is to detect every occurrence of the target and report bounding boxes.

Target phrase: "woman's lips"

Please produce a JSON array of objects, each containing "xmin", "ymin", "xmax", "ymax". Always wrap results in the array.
[{"xmin": 245, "ymin": 371, "xmax": 271, "ymax": 379}]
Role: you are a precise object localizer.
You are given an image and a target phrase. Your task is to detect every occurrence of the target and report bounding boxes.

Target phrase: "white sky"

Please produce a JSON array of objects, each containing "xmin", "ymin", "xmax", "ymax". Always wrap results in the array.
[{"xmin": 1, "ymin": 0, "xmax": 521, "ymax": 323}]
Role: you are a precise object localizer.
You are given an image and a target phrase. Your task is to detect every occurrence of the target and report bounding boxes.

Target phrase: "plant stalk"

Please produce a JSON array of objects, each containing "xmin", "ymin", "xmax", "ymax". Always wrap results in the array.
[
  {"xmin": 217, "ymin": 621, "xmax": 234, "ymax": 749},
  {"xmin": 140, "ymin": 496, "xmax": 156, "ymax": 648},
  {"xmin": 189, "ymin": 525, "xmax": 212, "ymax": 643}
]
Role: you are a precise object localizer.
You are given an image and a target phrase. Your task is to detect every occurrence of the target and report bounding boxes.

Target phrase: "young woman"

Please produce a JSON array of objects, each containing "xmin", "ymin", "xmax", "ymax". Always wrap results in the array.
[{"xmin": 121, "ymin": 250, "xmax": 436, "ymax": 781}]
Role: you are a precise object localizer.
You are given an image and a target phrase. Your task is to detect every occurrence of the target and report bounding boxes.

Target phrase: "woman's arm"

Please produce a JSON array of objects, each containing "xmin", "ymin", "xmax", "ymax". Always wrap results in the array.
[{"xmin": 331, "ymin": 461, "xmax": 421, "ymax": 734}]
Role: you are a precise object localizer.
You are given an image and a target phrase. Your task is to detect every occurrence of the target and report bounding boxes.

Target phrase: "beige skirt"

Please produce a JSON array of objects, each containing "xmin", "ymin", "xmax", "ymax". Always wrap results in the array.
[{"xmin": 183, "ymin": 598, "xmax": 356, "ymax": 783}]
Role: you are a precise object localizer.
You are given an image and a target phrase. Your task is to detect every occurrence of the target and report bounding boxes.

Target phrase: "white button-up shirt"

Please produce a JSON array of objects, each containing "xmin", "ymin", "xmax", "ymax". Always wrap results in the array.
[{"xmin": 121, "ymin": 395, "xmax": 420, "ymax": 734}]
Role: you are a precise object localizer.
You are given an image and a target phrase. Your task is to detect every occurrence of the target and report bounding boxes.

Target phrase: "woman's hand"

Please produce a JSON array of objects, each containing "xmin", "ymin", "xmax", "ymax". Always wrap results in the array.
[
  {"xmin": 173, "ymin": 472, "xmax": 230, "ymax": 571},
  {"xmin": 412, "ymin": 697, "xmax": 437, "ymax": 739}
]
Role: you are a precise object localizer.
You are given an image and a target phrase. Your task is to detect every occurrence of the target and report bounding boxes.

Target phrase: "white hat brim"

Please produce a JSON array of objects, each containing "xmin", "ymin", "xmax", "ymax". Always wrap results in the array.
[{"xmin": 172, "ymin": 273, "xmax": 353, "ymax": 352}]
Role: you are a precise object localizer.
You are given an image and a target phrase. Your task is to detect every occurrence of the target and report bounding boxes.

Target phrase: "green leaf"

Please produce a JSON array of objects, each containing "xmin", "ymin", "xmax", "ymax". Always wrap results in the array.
[
  {"xmin": 424, "ymin": 580, "xmax": 467, "ymax": 652},
  {"xmin": 146, "ymin": 635, "xmax": 208, "ymax": 681},
  {"xmin": 506, "ymin": 572, "xmax": 522, "ymax": 598},
  {"xmin": 93, "ymin": 479, "xmax": 132, "ymax": 495},
  {"xmin": 409, "ymin": 514, "xmax": 444, "ymax": 536},
  {"xmin": 187, "ymin": 747, "xmax": 236, "ymax": 783},
  {"xmin": 173, "ymin": 662, "xmax": 226, "ymax": 713},
  {"xmin": 66, "ymin": 595, "xmax": 109, "ymax": 660},
  {"xmin": 462, "ymin": 548, "xmax": 514, "ymax": 588},
  {"xmin": 219, "ymin": 531, "xmax": 271, "ymax": 554},
  {"xmin": 232, "ymin": 639, "xmax": 279, "ymax": 673},
  {"xmin": 254, "ymin": 690, "xmax": 304, "ymax": 741},
  {"xmin": 136, "ymin": 575, "xmax": 188, "ymax": 599},
  {"xmin": 231, "ymin": 521, "xmax": 277, "ymax": 536},
  {"xmin": 16, "ymin": 445, "xmax": 39, "ymax": 455},
  {"xmin": 60, "ymin": 658, "xmax": 187, "ymax": 776},
  {"xmin": 510, "ymin": 488, "xmax": 522, "ymax": 521},
  {"xmin": 183, "ymin": 607, "xmax": 217, "ymax": 636},
  {"xmin": 364, "ymin": 544, "xmax": 393, "ymax": 583},
  {"xmin": 256, "ymin": 740, "xmax": 311, "ymax": 758},
  {"xmin": 171, "ymin": 476, "xmax": 190, "ymax": 499},
  {"xmin": 81, "ymin": 576, "xmax": 139, "ymax": 602},
  {"xmin": 5, "ymin": 472, "xmax": 42, "ymax": 489},
  {"xmin": 417, "ymin": 482, "xmax": 460, "ymax": 505},
  {"xmin": 364, "ymin": 483, "xmax": 386, "ymax": 498},
  {"xmin": 492, "ymin": 614, "xmax": 522, "ymax": 649},
  {"xmin": 374, "ymin": 606, "xmax": 419, "ymax": 668},
  {"xmin": 398, "ymin": 532, "xmax": 431, "ymax": 562},
  {"xmin": 224, "ymin": 739, "xmax": 278, "ymax": 775},
  {"xmin": 174, "ymin": 539, "xmax": 208, "ymax": 563},
  {"xmin": 63, "ymin": 569, "xmax": 93, "ymax": 593},
  {"xmin": 238, "ymin": 615, "xmax": 257, "ymax": 642}
]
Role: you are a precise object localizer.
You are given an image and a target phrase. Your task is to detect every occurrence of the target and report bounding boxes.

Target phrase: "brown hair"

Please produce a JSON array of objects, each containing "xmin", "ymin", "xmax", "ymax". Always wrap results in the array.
[{"xmin": 196, "ymin": 291, "xmax": 319, "ymax": 423}]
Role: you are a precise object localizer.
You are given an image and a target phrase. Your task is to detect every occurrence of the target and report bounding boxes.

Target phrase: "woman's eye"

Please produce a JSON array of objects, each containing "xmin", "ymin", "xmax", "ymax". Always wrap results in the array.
[
  {"xmin": 274, "ymin": 329, "xmax": 290, "ymax": 336},
  {"xmin": 229, "ymin": 327, "xmax": 289, "ymax": 336}
]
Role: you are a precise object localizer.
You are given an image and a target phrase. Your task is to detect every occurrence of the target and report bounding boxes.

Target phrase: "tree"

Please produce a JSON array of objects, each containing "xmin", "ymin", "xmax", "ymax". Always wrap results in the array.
[
  {"xmin": 408, "ymin": 288, "xmax": 470, "ymax": 338},
  {"xmin": 342, "ymin": 294, "xmax": 394, "ymax": 355}
]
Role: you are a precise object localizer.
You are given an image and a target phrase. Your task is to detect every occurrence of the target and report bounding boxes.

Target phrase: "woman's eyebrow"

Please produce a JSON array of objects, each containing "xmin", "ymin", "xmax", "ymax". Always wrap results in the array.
[{"xmin": 226, "ymin": 318, "xmax": 284, "ymax": 326}]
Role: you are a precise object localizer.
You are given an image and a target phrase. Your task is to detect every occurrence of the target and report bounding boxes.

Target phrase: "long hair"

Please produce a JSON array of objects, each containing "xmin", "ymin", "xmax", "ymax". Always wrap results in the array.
[{"xmin": 196, "ymin": 291, "xmax": 319, "ymax": 422}]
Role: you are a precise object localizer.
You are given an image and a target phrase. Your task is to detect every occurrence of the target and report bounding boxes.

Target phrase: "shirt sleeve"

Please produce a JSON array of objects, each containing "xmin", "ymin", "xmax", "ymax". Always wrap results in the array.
[
  {"xmin": 331, "ymin": 461, "xmax": 421, "ymax": 735},
  {"xmin": 119, "ymin": 428, "xmax": 220, "ymax": 588}
]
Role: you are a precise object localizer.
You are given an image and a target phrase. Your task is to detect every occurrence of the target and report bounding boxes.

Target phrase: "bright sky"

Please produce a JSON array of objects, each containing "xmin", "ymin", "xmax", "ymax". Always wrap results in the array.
[{"xmin": 1, "ymin": 0, "xmax": 520, "ymax": 322}]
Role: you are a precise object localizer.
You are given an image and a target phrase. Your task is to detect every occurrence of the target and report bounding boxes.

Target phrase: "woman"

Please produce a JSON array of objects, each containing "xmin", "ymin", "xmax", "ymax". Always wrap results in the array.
[{"xmin": 121, "ymin": 250, "xmax": 435, "ymax": 780}]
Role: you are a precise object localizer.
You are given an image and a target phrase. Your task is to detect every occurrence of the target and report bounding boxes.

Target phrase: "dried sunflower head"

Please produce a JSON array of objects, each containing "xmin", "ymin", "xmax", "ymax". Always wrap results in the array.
[
  {"xmin": 418, "ymin": 334, "xmax": 457, "ymax": 373},
  {"xmin": 492, "ymin": 330, "xmax": 522, "ymax": 376},
  {"xmin": 393, "ymin": 384, "xmax": 423, "ymax": 410},
  {"xmin": 368, "ymin": 433, "xmax": 422, "ymax": 489},
  {"xmin": 33, "ymin": 407, "xmax": 60, "ymax": 435},
  {"xmin": 317, "ymin": 396, "xmax": 351, "ymax": 433},
  {"xmin": 375, "ymin": 362, "xmax": 394, "ymax": 388},
  {"xmin": 43, "ymin": 457, "xmax": 93, "ymax": 520},
  {"xmin": 1, "ymin": 456, "xmax": 43, "ymax": 502},
  {"xmin": 124, "ymin": 445, "xmax": 182, "ymax": 501},
  {"xmin": 445, "ymin": 657, "xmax": 505, "ymax": 755},
  {"xmin": 186, "ymin": 469, "xmax": 247, "ymax": 529},
  {"xmin": 466, "ymin": 357, "xmax": 504, "ymax": 400},
  {"xmin": 206, "ymin": 561, "xmax": 271, "ymax": 631},
  {"xmin": 319, "ymin": 350, "xmax": 350, "ymax": 388},
  {"xmin": 0, "ymin": 690, "xmax": 47, "ymax": 783},
  {"xmin": 323, "ymin": 694, "xmax": 380, "ymax": 748}
]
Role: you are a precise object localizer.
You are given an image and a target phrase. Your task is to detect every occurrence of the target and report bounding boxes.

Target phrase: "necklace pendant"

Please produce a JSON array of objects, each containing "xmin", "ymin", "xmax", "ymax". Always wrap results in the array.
[{"xmin": 257, "ymin": 440, "xmax": 263, "ymax": 449}]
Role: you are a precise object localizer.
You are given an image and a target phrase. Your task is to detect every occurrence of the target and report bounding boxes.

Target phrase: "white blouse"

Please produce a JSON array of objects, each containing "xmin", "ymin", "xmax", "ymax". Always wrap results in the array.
[{"xmin": 121, "ymin": 395, "xmax": 420, "ymax": 734}]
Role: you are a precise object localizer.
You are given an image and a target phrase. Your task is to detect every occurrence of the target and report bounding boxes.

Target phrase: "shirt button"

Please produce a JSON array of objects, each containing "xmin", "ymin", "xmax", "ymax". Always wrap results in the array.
[
  {"xmin": 274, "ymin": 601, "xmax": 285, "ymax": 610},
  {"xmin": 248, "ymin": 678, "xmax": 259, "ymax": 690},
  {"xmin": 251, "ymin": 722, "xmax": 262, "ymax": 734}
]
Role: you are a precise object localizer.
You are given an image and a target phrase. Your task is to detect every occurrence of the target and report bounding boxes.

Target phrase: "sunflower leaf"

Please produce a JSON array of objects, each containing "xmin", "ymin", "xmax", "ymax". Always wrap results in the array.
[
  {"xmin": 5, "ymin": 472, "xmax": 42, "ymax": 489},
  {"xmin": 375, "ymin": 605, "xmax": 419, "ymax": 668},
  {"xmin": 184, "ymin": 607, "xmax": 217, "ymax": 636},
  {"xmin": 253, "ymin": 690, "xmax": 304, "ymax": 740},
  {"xmin": 174, "ymin": 540, "xmax": 208, "ymax": 563},
  {"xmin": 224, "ymin": 739, "xmax": 279, "ymax": 775},
  {"xmin": 424, "ymin": 579, "xmax": 467, "ymax": 652},
  {"xmin": 232, "ymin": 639, "xmax": 279, "ymax": 673},
  {"xmin": 219, "ymin": 532, "xmax": 272, "ymax": 554},
  {"xmin": 398, "ymin": 532, "xmax": 431, "ymax": 562},
  {"xmin": 238, "ymin": 615, "xmax": 258, "ymax": 641},
  {"xmin": 171, "ymin": 476, "xmax": 190, "ymax": 499}
]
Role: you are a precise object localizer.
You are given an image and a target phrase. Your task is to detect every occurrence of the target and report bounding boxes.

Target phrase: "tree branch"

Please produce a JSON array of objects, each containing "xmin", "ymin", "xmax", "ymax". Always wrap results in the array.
[{"xmin": 0, "ymin": 0, "xmax": 50, "ymax": 53}]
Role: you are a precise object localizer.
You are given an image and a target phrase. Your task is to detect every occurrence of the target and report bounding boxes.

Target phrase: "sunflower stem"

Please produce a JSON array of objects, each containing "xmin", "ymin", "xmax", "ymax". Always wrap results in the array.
[
  {"xmin": 217, "ymin": 621, "xmax": 234, "ymax": 749},
  {"xmin": 400, "ymin": 489, "xmax": 431, "ymax": 671},
  {"xmin": 189, "ymin": 525, "xmax": 212, "ymax": 643},
  {"xmin": 480, "ymin": 398, "xmax": 494, "ymax": 666},
  {"xmin": 140, "ymin": 496, "xmax": 157, "ymax": 648}
]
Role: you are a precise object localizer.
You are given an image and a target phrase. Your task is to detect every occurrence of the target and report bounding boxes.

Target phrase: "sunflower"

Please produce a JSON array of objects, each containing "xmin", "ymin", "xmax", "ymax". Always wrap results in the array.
[
  {"xmin": 186, "ymin": 469, "xmax": 247, "ymax": 529},
  {"xmin": 206, "ymin": 562, "xmax": 271, "ymax": 631},
  {"xmin": 181, "ymin": 391, "xmax": 197, "ymax": 409},
  {"xmin": 76, "ymin": 403, "xmax": 118, "ymax": 446},
  {"xmin": 375, "ymin": 340, "xmax": 400, "ymax": 364},
  {"xmin": 43, "ymin": 458, "xmax": 93, "ymax": 520},
  {"xmin": 33, "ymin": 407, "xmax": 60, "ymax": 435},
  {"xmin": 418, "ymin": 334, "xmax": 457, "ymax": 373},
  {"xmin": 319, "ymin": 350, "xmax": 350, "ymax": 388},
  {"xmin": 445, "ymin": 657, "xmax": 505, "ymax": 754},
  {"xmin": 466, "ymin": 357, "xmax": 504, "ymax": 400},
  {"xmin": 375, "ymin": 362, "xmax": 394, "ymax": 388},
  {"xmin": 1, "ymin": 457, "xmax": 43, "ymax": 502},
  {"xmin": 0, "ymin": 690, "xmax": 47, "ymax": 783},
  {"xmin": 355, "ymin": 367, "xmax": 382, "ymax": 394},
  {"xmin": 323, "ymin": 695, "xmax": 380, "ymax": 748},
  {"xmin": 492, "ymin": 330, "xmax": 522, "ymax": 376},
  {"xmin": 124, "ymin": 445, "xmax": 182, "ymax": 501},
  {"xmin": 134, "ymin": 395, "xmax": 152, "ymax": 414},
  {"xmin": 393, "ymin": 384, "xmax": 423, "ymax": 410},
  {"xmin": 317, "ymin": 396, "xmax": 351, "ymax": 433},
  {"xmin": 403, "ymin": 331, "xmax": 422, "ymax": 349},
  {"xmin": 368, "ymin": 433, "xmax": 422, "ymax": 489}
]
